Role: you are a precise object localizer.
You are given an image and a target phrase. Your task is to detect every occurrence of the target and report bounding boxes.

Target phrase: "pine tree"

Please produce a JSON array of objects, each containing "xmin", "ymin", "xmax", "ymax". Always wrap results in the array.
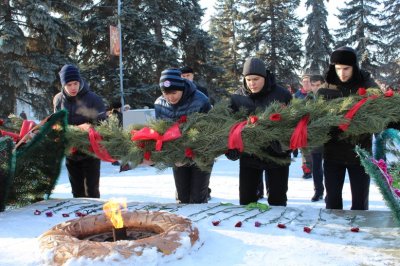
[
  {"xmin": 334, "ymin": 0, "xmax": 382, "ymax": 77},
  {"xmin": 303, "ymin": 0, "xmax": 333, "ymax": 75},
  {"xmin": 209, "ymin": 0, "xmax": 243, "ymax": 93},
  {"xmin": 241, "ymin": 0, "xmax": 303, "ymax": 87},
  {"xmin": 0, "ymin": 0, "xmax": 81, "ymax": 119},
  {"xmin": 378, "ymin": 0, "xmax": 400, "ymax": 88}
]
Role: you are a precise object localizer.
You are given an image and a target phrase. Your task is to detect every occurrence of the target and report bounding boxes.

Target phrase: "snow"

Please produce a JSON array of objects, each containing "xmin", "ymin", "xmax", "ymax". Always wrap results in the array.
[{"xmin": 0, "ymin": 155, "xmax": 399, "ymax": 266}]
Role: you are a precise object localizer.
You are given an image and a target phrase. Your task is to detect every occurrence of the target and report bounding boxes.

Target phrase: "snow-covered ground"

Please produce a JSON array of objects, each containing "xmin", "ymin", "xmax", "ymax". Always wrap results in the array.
[{"xmin": 0, "ymin": 155, "xmax": 399, "ymax": 266}]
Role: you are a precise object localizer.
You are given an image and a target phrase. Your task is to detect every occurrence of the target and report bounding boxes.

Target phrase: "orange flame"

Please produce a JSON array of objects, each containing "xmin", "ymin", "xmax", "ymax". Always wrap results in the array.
[{"xmin": 103, "ymin": 198, "xmax": 127, "ymax": 228}]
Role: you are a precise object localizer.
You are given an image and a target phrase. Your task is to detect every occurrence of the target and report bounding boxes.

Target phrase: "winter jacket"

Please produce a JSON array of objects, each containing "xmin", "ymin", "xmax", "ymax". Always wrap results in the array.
[
  {"xmin": 230, "ymin": 70, "xmax": 292, "ymax": 168},
  {"xmin": 317, "ymin": 68, "xmax": 377, "ymax": 164},
  {"xmin": 53, "ymin": 80, "xmax": 107, "ymax": 125},
  {"xmin": 53, "ymin": 80, "xmax": 106, "ymax": 160},
  {"xmin": 154, "ymin": 80, "xmax": 211, "ymax": 120}
]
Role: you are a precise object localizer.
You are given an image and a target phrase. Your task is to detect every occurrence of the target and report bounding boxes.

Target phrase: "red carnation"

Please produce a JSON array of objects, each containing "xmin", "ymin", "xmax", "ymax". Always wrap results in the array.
[
  {"xmin": 357, "ymin": 88, "xmax": 367, "ymax": 96},
  {"xmin": 185, "ymin": 148, "xmax": 194, "ymax": 158},
  {"xmin": 75, "ymin": 211, "xmax": 86, "ymax": 217},
  {"xmin": 212, "ymin": 220, "xmax": 220, "ymax": 226},
  {"xmin": 254, "ymin": 221, "xmax": 262, "ymax": 227},
  {"xmin": 137, "ymin": 142, "xmax": 145, "ymax": 149},
  {"xmin": 45, "ymin": 211, "xmax": 53, "ymax": 217},
  {"xmin": 350, "ymin": 227, "xmax": 360, "ymax": 233},
  {"xmin": 62, "ymin": 213, "xmax": 70, "ymax": 218},
  {"xmin": 235, "ymin": 221, "xmax": 242, "ymax": 227},
  {"xmin": 269, "ymin": 113, "xmax": 281, "ymax": 122},
  {"xmin": 303, "ymin": 226, "xmax": 312, "ymax": 233},
  {"xmin": 144, "ymin": 151, "xmax": 151, "ymax": 160},
  {"xmin": 277, "ymin": 223, "xmax": 286, "ymax": 229},
  {"xmin": 0, "ymin": 119, "xmax": 3, "ymax": 126},
  {"xmin": 178, "ymin": 115, "xmax": 187, "ymax": 123},
  {"xmin": 34, "ymin": 210, "xmax": 41, "ymax": 215},
  {"xmin": 384, "ymin": 89, "xmax": 394, "ymax": 97},
  {"xmin": 249, "ymin": 115, "xmax": 258, "ymax": 124}
]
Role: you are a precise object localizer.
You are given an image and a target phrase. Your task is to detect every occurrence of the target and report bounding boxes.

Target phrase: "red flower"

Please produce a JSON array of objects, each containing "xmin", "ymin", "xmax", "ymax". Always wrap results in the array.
[
  {"xmin": 235, "ymin": 221, "xmax": 242, "ymax": 227},
  {"xmin": 0, "ymin": 119, "xmax": 3, "ymax": 126},
  {"xmin": 34, "ymin": 210, "xmax": 41, "ymax": 215},
  {"xmin": 254, "ymin": 221, "xmax": 262, "ymax": 227},
  {"xmin": 70, "ymin": 147, "xmax": 78, "ymax": 154},
  {"xmin": 303, "ymin": 226, "xmax": 312, "ymax": 233},
  {"xmin": 350, "ymin": 227, "xmax": 360, "ymax": 233},
  {"xmin": 62, "ymin": 213, "xmax": 70, "ymax": 218},
  {"xmin": 269, "ymin": 113, "xmax": 281, "ymax": 121},
  {"xmin": 249, "ymin": 115, "xmax": 258, "ymax": 124},
  {"xmin": 75, "ymin": 211, "xmax": 86, "ymax": 217},
  {"xmin": 144, "ymin": 151, "xmax": 151, "ymax": 160},
  {"xmin": 45, "ymin": 211, "xmax": 53, "ymax": 217},
  {"xmin": 357, "ymin": 88, "xmax": 367, "ymax": 96},
  {"xmin": 384, "ymin": 89, "xmax": 394, "ymax": 97},
  {"xmin": 277, "ymin": 223, "xmax": 286, "ymax": 229},
  {"xmin": 212, "ymin": 220, "xmax": 220, "ymax": 226},
  {"xmin": 178, "ymin": 115, "xmax": 187, "ymax": 123},
  {"xmin": 185, "ymin": 148, "xmax": 194, "ymax": 158},
  {"xmin": 137, "ymin": 142, "xmax": 145, "ymax": 149}
]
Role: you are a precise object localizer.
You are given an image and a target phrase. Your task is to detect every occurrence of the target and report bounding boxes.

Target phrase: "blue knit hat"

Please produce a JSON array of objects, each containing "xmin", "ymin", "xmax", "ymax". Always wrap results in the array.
[
  {"xmin": 59, "ymin": 64, "xmax": 81, "ymax": 86},
  {"xmin": 159, "ymin": 68, "xmax": 186, "ymax": 91}
]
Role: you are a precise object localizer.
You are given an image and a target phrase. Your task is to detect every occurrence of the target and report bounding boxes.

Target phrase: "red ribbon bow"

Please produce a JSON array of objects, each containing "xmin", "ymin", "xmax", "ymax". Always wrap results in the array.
[
  {"xmin": 88, "ymin": 127, "xmax": 117, "ymax": 162},
  {"xmin": 131, "ymin": 123, "xmax": 182, "ymax": 151},
  {"xmin": 227, "ymin": 116, "xmax": 258, "ymax": 152},
  {"xmin": 338, "ymin": 95, "xmax": 377, "ymax": 131},
  {"xmin": 290, "ymin": 115, "xmax": 310, "ymax": 150}
]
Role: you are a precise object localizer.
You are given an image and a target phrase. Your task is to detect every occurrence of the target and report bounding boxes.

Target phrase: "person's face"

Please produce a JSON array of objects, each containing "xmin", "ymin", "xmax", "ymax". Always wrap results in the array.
[
  {"xmin": 162, "ymin": 90, "xmax": 183, "ymax": 105},
  {"xmin": 181, "ymin": 73, "xmax": 194, "ymax": 81},
  {"xmin": 311, "ymin": 81, "xmax": 322, "ymax": 93},
  {"xmin": 64, "ymin": 81, "xmax": 80, "ymax": 96},
  {"xmin": 335, "ymin": 64, "xmax": 353, "ymax": 82},
  {"xmin": 302, "ymin": 77, "xmax": 312, "ymax": 92},
  {"xmin": 245, "ymin": 75, "xmax": 265, "ymax": 93}
]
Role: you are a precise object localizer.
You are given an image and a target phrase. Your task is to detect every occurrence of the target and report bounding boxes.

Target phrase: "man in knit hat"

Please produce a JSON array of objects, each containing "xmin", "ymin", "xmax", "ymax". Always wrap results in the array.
[
  {"xmin": 226, "ymin": 57, "xmax": 292, "ymax": 206},
  {"xmin": 317, "ymin": 46, "xmax": 377, "ymax": 210},
  {"xmin": 180, "ymin": 66, "xmax": 209, "ymax": 97},
  {"xmin": 154, "ymin": 68, "xmax": 213, "ymax": 203},
  {"xmin": 53, "ymin": 64, "xmax": 107, "ymax": 198}
]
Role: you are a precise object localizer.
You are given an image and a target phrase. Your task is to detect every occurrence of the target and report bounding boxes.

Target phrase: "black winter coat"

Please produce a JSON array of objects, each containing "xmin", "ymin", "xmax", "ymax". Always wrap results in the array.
[
  {"xmin": 53, "ymin": 80, "xmax": 106, "ymax": 160},
  {"xmin": 53, "ymin": 80, "xmax": 107, "ymax": 125},
  {"xmin": 154, "ymin": 80, "xmax": 211, "ymax": 120},
  {"xmin": 317, "ymin": 68, "xmax": 377, "ymax": 164},
  {"xmin": 230, "ymin": 71, "xmax": 292, "ymax": 169}
]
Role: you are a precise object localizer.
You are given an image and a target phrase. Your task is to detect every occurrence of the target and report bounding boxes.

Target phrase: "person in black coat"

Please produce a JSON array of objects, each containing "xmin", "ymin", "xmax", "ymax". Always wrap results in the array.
[
  {"xmin": 53, "ymin": 64, "xmax": 107, "ymax": 198},
  {"xmin": 155, "ymin": 68, "xmax": 213, "ymax": 204},
  {"xmin": 226, "ymin": 57, "xmax": 292, "ymax": 206},
  {"xmin": 317, "ymin": 46, "xmax": 377, "ymax": 210}
]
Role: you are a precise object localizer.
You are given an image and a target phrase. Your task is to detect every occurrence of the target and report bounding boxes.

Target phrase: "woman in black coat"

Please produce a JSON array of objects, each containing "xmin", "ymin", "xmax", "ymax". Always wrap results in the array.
[
  {"xmin": 155, "ymin": 68, "xmax": 212, "ymax": 204},
  {"xmin": 227, "ymin": 57, "xmax": 292, "ymax": 206}
]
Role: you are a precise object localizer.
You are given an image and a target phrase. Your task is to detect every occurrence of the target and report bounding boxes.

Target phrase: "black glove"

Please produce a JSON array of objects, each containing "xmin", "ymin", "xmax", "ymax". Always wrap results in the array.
[{"xmin": 225, "ymin": 149, "xmax": 241, "ymax": 161}]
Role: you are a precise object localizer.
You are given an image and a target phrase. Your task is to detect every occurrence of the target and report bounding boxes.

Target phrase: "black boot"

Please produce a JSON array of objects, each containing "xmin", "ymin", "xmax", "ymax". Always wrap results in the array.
[{"xmin": 311, "ymin": 192, "xmax": 323, "ymax": 202}]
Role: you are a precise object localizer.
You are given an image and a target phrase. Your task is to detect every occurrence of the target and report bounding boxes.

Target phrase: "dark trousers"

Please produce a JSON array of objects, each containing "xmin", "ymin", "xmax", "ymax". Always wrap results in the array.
[
  {"xmin": 324, "ymin": 160, "xmax": 370, "ymax": 210},
  {"xmin": 173, "ymin": 164, "xmax": 211, "ymax": 203},
  {"xmin": 66, "ymin": 157, "xmax": 101, "ymax": 198},
  {"xmin": 239, "ymin": 163, "xmax": 289, "ymax": 206},
  {"xmin": 311, "ymin": 151, "xmax": 324, "ymax": 194}
]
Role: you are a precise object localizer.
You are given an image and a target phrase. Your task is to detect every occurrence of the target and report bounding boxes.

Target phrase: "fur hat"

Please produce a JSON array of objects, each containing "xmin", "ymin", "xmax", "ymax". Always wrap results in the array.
[
  {"xmin": 330, "ymin": 46, "xmax": 357, "ymax": 66},
  {"xmin": 159, "ymin": 69, "xmax": 186, "ymax": 91},
  {"xmin": 59, "ymin": 64, "xmax": 81, "ymax": 86},
  {"xmin": 242, "ymin": 57, "xmax": 266, "ymax": 78}
]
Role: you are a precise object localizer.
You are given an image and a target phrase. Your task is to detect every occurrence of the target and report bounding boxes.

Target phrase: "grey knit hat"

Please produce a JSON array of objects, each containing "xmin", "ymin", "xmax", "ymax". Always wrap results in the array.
[
  {"xmin": 159, "ymin": 68, "xmax": 186, "ymax": 91},
  {"xmin": 242, "ymin": 57, "xmax": 266, "ymax": 78}
]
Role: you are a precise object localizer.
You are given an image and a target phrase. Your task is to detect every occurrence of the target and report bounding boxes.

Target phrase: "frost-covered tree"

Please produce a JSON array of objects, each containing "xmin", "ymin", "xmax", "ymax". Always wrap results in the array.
[{"xmin": 303, "ymin": 0, "xmax": 333, "ymax": 75}]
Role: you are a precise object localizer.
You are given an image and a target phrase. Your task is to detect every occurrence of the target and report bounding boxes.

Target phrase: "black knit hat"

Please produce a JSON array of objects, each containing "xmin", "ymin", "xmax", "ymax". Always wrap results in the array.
[
  {"xmin": 180, "ymin": 66, "xmax": 194, "ymax": 74},
  {"xmin": 59, "ymin": 64, "xmax": 81, "ymax": 86},
  {"xmin": 242, "ymin": 57, "xmax": 266, "ymax": 78},
  {"xmin": 330, "ymin": 46, "xmax": 357, "ymax": 66},
  {"xmin": 159, "ymin": 68, "xmax": 186, "ymax": 91}
]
